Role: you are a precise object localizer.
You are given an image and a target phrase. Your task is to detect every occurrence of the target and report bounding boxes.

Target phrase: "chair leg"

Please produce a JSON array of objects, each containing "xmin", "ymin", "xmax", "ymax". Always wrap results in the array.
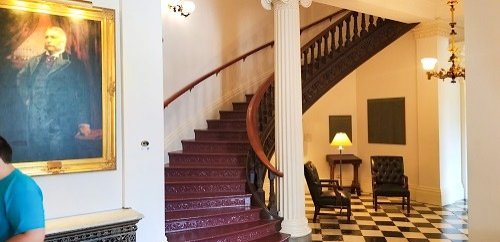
[
  {"xmin": 402, "ymin": 197, "xmax": 405, "ymax": 210},
  {"xmin": 347, "ymin": 204, "xmax": 352, "ymax": 222},
  {"xmin": 313, "ymin": 207, "xmax": 320, "ymax": 222},
  {"xmin": 407, "ymin": 195, "xmax": 410, "ymax": 214},
  {"xmin": 374, "ymin": 195, "xmax": 378, "ymax": 211}
]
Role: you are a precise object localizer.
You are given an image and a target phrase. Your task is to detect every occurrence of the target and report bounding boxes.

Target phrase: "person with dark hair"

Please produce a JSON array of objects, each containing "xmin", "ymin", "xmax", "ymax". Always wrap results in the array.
[
  {"xmin": 16, "ymin": 26, "xmax": 93, "ymax": 161},
  {"xmin": 0, "ymin": 136, "xmax": 45, "ymax": 241}
]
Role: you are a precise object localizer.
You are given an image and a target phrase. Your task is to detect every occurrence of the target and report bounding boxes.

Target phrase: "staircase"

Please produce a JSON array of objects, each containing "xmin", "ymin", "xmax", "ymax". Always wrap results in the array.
[
  {"xmin": 165, "ymin": 95, "xmax": 289, "ymax": 242},
  {"xmin": 165, "ymin": 10, "xmax": 417, "ymax": 242}
]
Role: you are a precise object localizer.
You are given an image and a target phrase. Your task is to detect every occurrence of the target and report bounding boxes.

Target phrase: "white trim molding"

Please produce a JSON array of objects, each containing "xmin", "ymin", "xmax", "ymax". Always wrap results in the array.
[
  {"xmin": 412, "ymin": 20, "xmax": 449, "ymax": 39},
  {"xmin": 414, "ymin": 185, "xmax": 441, "ymax": 205}
]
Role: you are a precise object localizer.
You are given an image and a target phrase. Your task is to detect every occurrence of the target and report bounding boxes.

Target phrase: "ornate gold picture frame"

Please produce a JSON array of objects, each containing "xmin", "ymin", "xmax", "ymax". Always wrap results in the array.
[{"xmin": 0, "ymin": 0, "xmax": 116, "ymax": 176}]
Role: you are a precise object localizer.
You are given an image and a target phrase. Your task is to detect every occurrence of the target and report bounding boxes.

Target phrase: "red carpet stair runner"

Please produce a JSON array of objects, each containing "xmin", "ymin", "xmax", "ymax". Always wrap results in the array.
[{"xmin": 165, "ymin": 95, "xmax": 289, "ymax": 242}]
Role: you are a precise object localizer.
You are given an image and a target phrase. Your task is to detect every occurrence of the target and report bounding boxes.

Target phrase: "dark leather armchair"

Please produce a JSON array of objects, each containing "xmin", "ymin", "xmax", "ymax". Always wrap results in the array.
[
  {"xmin": 371, "ymin": 156, "xmax": 410, "ymax": 213},
  {"xmin": 304, "ymin": 161, "xmax": 351, "ymax": 222}
]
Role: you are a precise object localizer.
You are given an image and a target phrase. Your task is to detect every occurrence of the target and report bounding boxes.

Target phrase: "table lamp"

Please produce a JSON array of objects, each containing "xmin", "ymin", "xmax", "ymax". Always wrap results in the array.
[{"xmin": 330, "ymin": 132, "xmax": 352, "ymax": 187}]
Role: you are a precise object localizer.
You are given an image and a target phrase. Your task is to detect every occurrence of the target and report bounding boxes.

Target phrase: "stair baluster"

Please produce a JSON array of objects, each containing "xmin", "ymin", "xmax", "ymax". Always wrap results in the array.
[
  {"xmin": 345, "ymin": 16, "xmax": 351, "ymax": 46},
  {"xmin": 322, "ymin": 33, "xmax": 329, "ymax": 63},
  {"xmin": 352, "ymin": 12, "xmax": 359, "ymax": 41}
]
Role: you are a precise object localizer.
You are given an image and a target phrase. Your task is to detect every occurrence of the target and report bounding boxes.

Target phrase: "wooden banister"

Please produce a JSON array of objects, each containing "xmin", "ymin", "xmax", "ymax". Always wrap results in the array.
[
  {"xmin": 246, "ymin": 75, "xmax": 282, "ymax": 177},
  {"xmin": 163, "ymin": 10, "xmax": 348, "ymax": 108}
]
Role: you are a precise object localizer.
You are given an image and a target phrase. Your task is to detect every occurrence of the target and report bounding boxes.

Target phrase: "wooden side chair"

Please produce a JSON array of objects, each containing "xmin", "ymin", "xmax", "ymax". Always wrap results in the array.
[
  {"xmin": 370, "ymin": 156, "xmax": 410, "ymax": 214},
  {"xmin": 304, "ymin": 161, "xmax": 351, "ymax": 222}
]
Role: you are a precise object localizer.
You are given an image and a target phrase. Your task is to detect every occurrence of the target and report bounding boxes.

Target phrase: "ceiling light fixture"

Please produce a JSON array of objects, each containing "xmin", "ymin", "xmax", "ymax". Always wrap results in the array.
[
  {"xmin": 167, "ymin": 0, "xmax": 195, "ymax": 17},
  {"xmin": 421, "ymin": 0, "xmax": 465, "ymax": 83}
]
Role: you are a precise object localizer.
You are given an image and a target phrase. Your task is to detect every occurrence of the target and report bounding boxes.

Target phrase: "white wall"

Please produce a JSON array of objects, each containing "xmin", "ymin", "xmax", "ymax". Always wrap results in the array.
[
  {"xmin": 163, "ymin": 0, "xmax": 275, "ymax": 156},
  {"xmin": 121, "ymin": 0, "xmax": 165, "ymax": 241},
  {"xmin": 438, "ymin": 80, "xmax": 464, "ymax": 205},
  {"xmin": 356, "ymin": 33, "xmax": 419, "ymax": 195},
  {"xmin": 303, "ymin": 33, "xmax": 422, "ymax": 197},
  {"xmin": 301, "ymin": 28, "xmax": 468, "ymax": 206},
  {"xmin": 36, "ymin": 0, "xmax": 166, "ymax": 241},
  {"xmin": 303, "ymin": 72, "xmax": 358, "ymax": 183},
  {"xmin": 300, "ymin": 28, "xmax": 467, "ymax": 206},
  {"xmin": 465, "ymin": 0, "xmax": 500, "ymax": 240},
  {"xmin": 163, "ymin": 1, "xmax": 339, "ymax": 159},
  {"xmin": 414, "ymin": 33, "xmax": 443, "ymax": 205}
]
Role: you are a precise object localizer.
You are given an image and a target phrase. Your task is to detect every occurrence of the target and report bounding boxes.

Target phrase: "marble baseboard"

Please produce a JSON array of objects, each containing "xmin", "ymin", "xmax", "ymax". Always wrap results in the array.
[{"xmin": 45, "ymin": 208, "xmax": 143, "ymax": 242}]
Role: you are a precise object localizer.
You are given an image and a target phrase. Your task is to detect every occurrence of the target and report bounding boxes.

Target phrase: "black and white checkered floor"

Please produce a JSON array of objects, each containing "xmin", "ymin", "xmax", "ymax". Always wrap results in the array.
[{"xmin": 306, "ymin": 194, "xmax": 468, "ymax": 242}]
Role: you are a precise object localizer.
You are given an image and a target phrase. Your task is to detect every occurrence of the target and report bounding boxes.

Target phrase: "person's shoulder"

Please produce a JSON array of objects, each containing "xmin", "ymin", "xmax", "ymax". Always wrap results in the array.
[
  {"xmin": 62, "ymin": 52, "xmax": 79, "ymax": 61},
  {"xmin": 29, "ymin": 53, "xmax": 44, "ymax": 62},
  {"xmin": 10, "ymin": 170, "xmax": 41, "ymax": 192},
  {"xmin": 23, "ymin": 54, "xmax": 44, "ymax": 67},
  {"xmin": 63, "ymin": 52, "xmax": 85, "ymax": 66}
]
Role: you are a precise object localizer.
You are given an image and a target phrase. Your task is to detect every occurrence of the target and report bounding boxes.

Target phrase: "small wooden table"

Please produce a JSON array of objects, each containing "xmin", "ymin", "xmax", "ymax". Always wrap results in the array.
[{"xmin": 326, "ymin": 154, "xmax": 362, "ymax": 196}]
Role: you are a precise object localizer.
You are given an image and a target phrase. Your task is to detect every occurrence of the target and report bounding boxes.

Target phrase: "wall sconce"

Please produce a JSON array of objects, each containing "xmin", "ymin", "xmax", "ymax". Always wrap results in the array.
[
  {"xmin": 167, "ymin": 0, "xmax": 195, "ymax": 17},
  {"xmin": 421, "ymin": 0, "xmax": 465, "ymax": 83}
]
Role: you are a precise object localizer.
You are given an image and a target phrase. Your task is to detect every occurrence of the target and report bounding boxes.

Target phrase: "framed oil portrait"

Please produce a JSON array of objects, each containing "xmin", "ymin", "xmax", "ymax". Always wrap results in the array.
[{"xmin": 0, "ymin": 0, "xmax": 116, "ymax": 176}]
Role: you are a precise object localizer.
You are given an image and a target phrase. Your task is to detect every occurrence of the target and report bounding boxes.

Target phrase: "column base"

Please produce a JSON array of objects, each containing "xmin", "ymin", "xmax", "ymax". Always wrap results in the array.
[
  {"xmin": 280, "ymin": 217, "xmax": 311, "ymax": 238},
  {"xmin": 288, "ymin": 233, "xmax": 312, "ymax": 242}
]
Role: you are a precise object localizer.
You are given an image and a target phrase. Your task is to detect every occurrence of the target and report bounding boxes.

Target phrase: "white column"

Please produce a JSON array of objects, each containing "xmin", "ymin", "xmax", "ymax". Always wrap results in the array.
[
  {"xmin": 413, "ymin": 21, "xmax": 465, "ymax": 206},
  {"xmin": 261, "ymin": 0, "xmax": 311, "ymax": 237}
]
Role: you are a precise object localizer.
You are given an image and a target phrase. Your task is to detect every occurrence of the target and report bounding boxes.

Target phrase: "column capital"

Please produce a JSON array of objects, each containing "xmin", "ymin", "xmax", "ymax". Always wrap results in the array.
[
  {"xmin": 299, "ymin": 0, "xmax": 312, "ymax": 8},
  {"xmin": 261, "ymin": 0, "xmax": 273, "ymax": 10},
  {"xmin": 261, "ymin": 0, "xmax": 311, "ymax": 10}
]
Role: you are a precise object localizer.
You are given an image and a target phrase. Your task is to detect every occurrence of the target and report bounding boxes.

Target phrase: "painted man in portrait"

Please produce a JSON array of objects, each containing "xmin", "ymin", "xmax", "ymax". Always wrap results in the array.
[{"xmin": 16, "ymin": 26, "xmax": 93, "ymax": 161}]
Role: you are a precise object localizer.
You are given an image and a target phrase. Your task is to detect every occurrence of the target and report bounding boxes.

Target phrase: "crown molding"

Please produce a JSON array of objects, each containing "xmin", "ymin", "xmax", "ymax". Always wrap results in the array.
[
  {"xmin": 412, "ymin": 20, "xmax": 449, "ymax": 39},
  {"xmin": 261, "ymin": 0, "xmax": 311, "ymax": 10}
]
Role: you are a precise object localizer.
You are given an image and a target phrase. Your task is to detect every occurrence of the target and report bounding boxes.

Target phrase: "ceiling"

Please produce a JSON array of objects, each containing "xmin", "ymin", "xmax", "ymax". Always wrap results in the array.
[{"xmin": 314, "ymin": 0, "xmax": 464, "ymax": 26}]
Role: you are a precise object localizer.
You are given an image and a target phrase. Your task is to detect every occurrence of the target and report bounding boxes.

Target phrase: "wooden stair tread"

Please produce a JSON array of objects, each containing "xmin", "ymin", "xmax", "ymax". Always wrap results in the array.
[
  {"xmin": 182, "ymin": 139, "xmax": 249, "ymax": 144},
  {"xmin": 166, "ymin": 220, "xmax": 278, "ymax": 242},
  {"xmin": 219, "ymin": 110, "xmax": 246, "ymax": 113},
  {"xmin": 166, "ymin": 206, "xmax": 261, "ymax": 220},
  {"xmin": 206, "ymin": 119, "xmax": 245, "ymax": 122},
  {"xmin": 194, "ymin": 129, "xmax": 247, "ymax": 132},
  {"xmin": 168, "ymin": 150, "xmax": 247, "ymax": 155},
  {"xmin": 165, "ymin": 164, "xmax": 245, "ymax": 169},
  {"xmin": 165, "ymin": 179, "xmax": 246, "ymax": 185},
  {"xmin": 166, "ymin": 192, "xmax": 250, "ymax": 201},
  {"xmin": 252, "ymin": 233, "xmax": 290, "ymax": 242}
]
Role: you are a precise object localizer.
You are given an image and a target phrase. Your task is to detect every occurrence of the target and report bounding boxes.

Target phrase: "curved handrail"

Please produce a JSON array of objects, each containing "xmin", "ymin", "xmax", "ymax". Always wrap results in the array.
[
  {"xmin": 246, "ymin": 75, "xmax": 282, "ymax": 176},
  {"xmin": 163, "ymin": 9, "xmax": 348, "ymax": 108}
]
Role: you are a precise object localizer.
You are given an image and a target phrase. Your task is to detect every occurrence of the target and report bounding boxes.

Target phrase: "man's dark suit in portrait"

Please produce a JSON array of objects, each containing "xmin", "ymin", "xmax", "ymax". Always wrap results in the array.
[{"xmin": 16, "ymin": 26, "xmax": 92, "ymax": 161}]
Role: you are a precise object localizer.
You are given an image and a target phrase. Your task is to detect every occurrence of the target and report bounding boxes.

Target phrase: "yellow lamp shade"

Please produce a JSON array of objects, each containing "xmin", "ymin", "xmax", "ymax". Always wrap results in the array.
[{"xmin": 330, "ymin": 132, "xmax": 352, "ymax": 147}]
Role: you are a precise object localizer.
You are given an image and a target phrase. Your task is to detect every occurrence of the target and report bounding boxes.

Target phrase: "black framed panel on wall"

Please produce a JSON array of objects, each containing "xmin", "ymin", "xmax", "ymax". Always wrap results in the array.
[
  {"xmin": 329, "ymin": 115, "xmax": 352, "ymax": 143},
  {"xmin": 367, "ymin": 97, "xmax": 406, "ymax": 145}
]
